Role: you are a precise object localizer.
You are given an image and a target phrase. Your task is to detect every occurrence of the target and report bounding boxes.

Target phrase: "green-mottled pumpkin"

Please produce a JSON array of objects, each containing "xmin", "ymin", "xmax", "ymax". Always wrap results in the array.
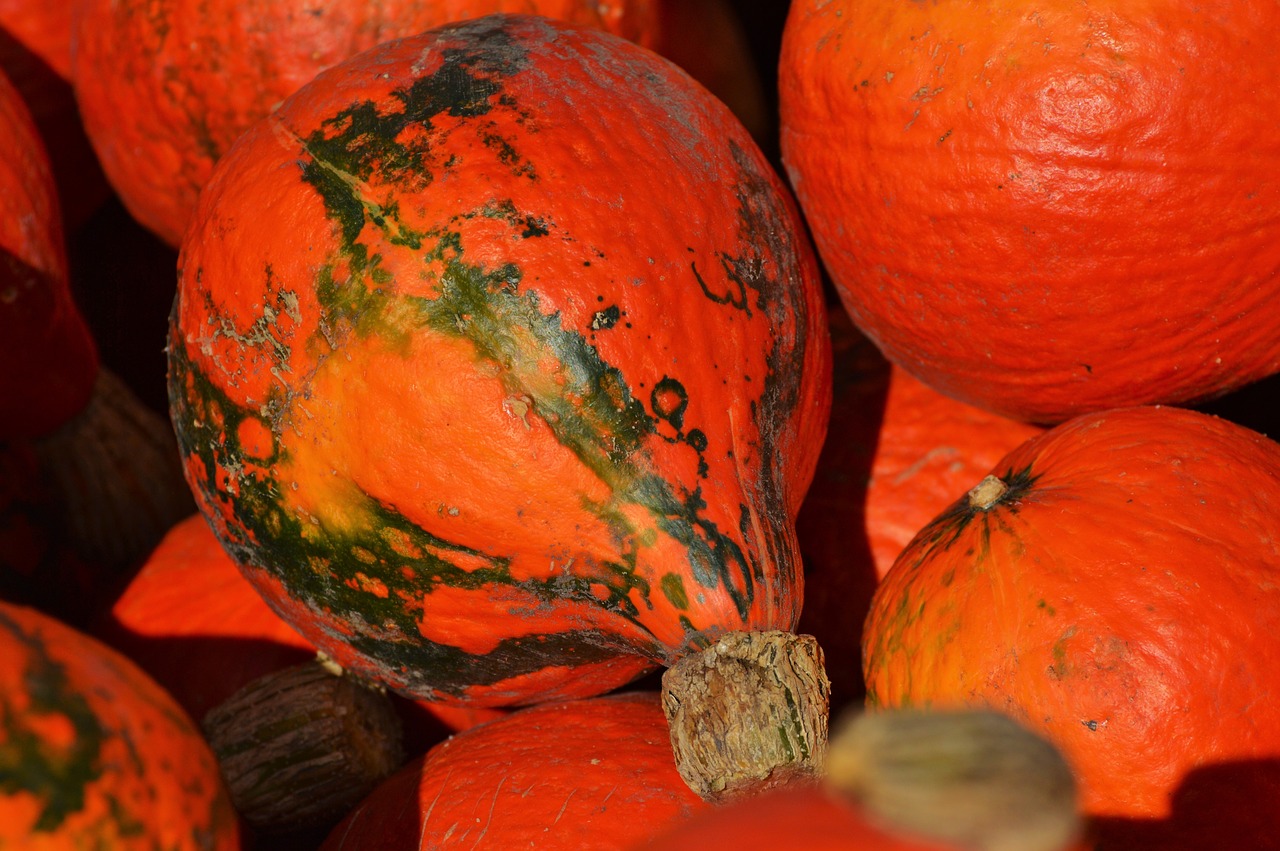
[{"xmin": 167, "ymin": 14, "xmax": 831, "ymax": 708}]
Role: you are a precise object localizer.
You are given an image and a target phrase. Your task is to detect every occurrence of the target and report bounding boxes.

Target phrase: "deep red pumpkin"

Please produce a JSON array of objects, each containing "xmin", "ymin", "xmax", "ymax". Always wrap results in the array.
[
  {"xmin": 167, "ymin": 14, "xmax": 831, "ymax": 708},
  {"xmin": 319, "ymin": 692, "xmax": 709, "ymax": 850},
  {"xmin": 779, "ymin": 0, "xmax": 1280, "ymax": 423},
  {"xmin": 0, "ymin": 65, "xmax": 97, "ymax": 440},
  {"xmin": 862, "ymin": 406, "xmax": 1280, "ymax": 847},
  {"xmin": 0, "ymin": 601, "xmax": 240, "ymax": 849}
]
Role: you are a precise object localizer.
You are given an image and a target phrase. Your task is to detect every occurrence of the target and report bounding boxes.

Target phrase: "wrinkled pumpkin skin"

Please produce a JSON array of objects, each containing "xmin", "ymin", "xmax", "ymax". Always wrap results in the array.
[
  {"xmin": 168, "ymin": 15, "xmax": 830, "ymax": 708},
  {"xmin": 863, "ymin": 406, "xmax": 1280, "ymax": 840},
  {"xmin": 0, "ymin": 601, "xmax": 240, "ymax": 850},
  {"xmin": 779, "ymin": 0, "xmax": 1280, "ymax": 423},
  {"xmin": 320, "ymin": 692, "xmax": 708, "ymax": 850}
]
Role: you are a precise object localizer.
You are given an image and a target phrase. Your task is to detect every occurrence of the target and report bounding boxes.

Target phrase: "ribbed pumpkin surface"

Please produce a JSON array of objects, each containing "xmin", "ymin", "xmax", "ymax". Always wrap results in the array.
[
  {"xmin": 168, "ymin": 14, "xmax": 830, "ymax": 708},
  {"xmin": 320, "ymin": 692, "xmax": 707, "ymax": 850},
  {"xmin": 0, "ymin": 601, "xmax": 240, "ymax": 849},
  {"xmin": 862, "ymin": 406, "xmax": 1280, "ymax": 838},
  {"xmin": 779, "ymin": 0, "xmax": 1280, "ymax": 423}
]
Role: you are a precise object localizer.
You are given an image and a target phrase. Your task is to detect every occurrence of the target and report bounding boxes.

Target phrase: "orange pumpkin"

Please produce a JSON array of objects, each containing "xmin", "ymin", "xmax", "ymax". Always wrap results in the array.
[
  {"xmin": 0, "ymin": 600, "xmax": 240, "ymax": 849},
  {"xmin": 167, "ymin": 14, "xmax": 830, "ymax": 708},
  {"xmin": 778, "ymin": 0, "xmax": 1280, "ymax": 423},
  {"xmin": 796, "ymin": 310, "xmax": 1042, "ymax": 712},
  {"xmin": 862, "ymin": 406, "xmax": 1280, "ymax": 847},
  {"xmin": 0, "ymin": 1, "xmax": 71, "ymax": 77},
  {"xmin": 319, "ymin": 692, "xmax": 708, "ymax": 850},
  {"xmin": 71, "ymin": 0, "xmax": 766, "ymax": 247}
]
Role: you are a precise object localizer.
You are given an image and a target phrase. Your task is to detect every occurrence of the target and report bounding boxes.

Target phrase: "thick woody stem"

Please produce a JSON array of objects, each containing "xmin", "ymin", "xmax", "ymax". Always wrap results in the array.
[
  {"xmin": 661, "ymin": 630, "xmax": 830, "ymax": 803},
  {"xmin": 202, "ymin": 656, "xmax": 405, "ymax": 835}
]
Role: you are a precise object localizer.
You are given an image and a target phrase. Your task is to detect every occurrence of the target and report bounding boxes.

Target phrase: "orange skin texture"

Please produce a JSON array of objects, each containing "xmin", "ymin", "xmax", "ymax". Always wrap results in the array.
[
  {"xmin": 0, "ymin": 67, "xmax": 97, "ymax": 440},
  {"xmin": 71, "ymin": 0, "xmax": 764, "ymax": 248},
  {"xmin": 636, "ymin": 785, "xmax": 961, "ymax": 851},
  {"xmin": 97, "ymin": 512, "xmax": 504, "ymax": 739},
  {"xmin": 797, "ymin": 310, "xmax": 1042, "ymax": 712},
  {"xmin": 0, "ymin": 601, "xmax": 240, "ymax": 850},
  {"xmin": 0, "ymin": 0, "xmax": 72, "ymax": 77},
  {"xmin": 779, "ymin": 0, "xmax": 1280, "ymax": 424},
  {"xmin": 319, "ymin": 692, "xmax": 709, "ymax": 851},
  {"xmin": 168, "ymin": 15, "xmax": 830, "ymax": 707},
  {"xmin": 862, "ymin": 406, "xmax": 1280, "ymax": 834}
]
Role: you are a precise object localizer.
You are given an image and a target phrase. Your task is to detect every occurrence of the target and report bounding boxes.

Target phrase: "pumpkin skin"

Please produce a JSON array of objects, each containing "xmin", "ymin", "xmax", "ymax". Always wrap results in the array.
[
  {"xmin": 778, "ymin": 0, "xmax": 1280, "ymax": 423},
  {"xmin": 796, "ymin": 310, "xmax": 1042, "ymax": 713},
  {"xmin": 862, "ymin": 406, "xmax": 1280, "ymax": 839},
  {"xmin": 167, "ymin": 14, "xmax": 831, "ymax": 708},
  {"xmin": 0, "ymin": 1, "xmax": 71, "ymax": 77},
  {"xmin": 71, "ymin": 0, "xmax": 765, "ymax": 248},
  {"xmin": 0, "ymin": 66, "xmax": 98, "ymax": 441},
  {"xmin": 0, "ymin": 601, "xmax": 240, "ymax": 850},
  {"xmin": 319, "ymin": 692, "xmax": 708, "ymax": 850}
]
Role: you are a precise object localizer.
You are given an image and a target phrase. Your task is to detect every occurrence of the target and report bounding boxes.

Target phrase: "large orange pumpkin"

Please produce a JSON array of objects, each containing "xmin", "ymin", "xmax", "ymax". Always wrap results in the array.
[
  {"xmin": 319, "ymin": 692, "xmax": 708, "ymax": 850},
  {"xmin": 862, "ymin": 405, "xmax": 1280, "ymax": 848},
  {"xmin": 778, "ymin": 0, "xmax": 1280, "ymax": 423},
  {"xmin": 71, "ymin": 0, "xmax": 765, "ymax": 247},
  {"xmin": 167, "ymin": 15, "xmax": 831, "ymax": 709},
  {"xmin": 0, "ymin": 601, "xmax": 240, "ymax": 849}
]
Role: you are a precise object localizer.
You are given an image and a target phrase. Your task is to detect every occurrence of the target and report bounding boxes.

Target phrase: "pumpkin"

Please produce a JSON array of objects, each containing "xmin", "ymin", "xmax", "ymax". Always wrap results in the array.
[
  {"xmin": 0, "ymin": 600, "xmax": 240, "ymax": 849},
  {"xmin": 862, "ymin": 405, "xmax": 1280, "ymax": 848},
  {"xmin": 0, "ymin": 1, "xmax": 71, "ymax": 77},
  {"xmin": 318, "ymin": 691, "xmax": 709, "ymax": 850},
  {"xmin": 796, "ymin": 310, "xmax": 1043, "ymax": 713},
  {"xmin": 167, "ymin": 14, "xmax": 830, "ymax": 708},
  {"xmin": 778, "ymin": 0, "xmax": 1280, "ymax": 424},
  {"xmin": 97, "ymin": 512, "xmax": 504, "ymax": 750},
  {"xmin": 71, "ymin": 0, "xmax": 767, "ymax": 247}
]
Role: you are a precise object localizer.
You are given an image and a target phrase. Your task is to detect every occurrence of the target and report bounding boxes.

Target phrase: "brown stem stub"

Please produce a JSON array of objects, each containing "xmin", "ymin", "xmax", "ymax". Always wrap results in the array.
[
  {"xmin": 826, "ymin": 708, "xmax": 1082, "ymax": 851},
  {"xmin": 661, "ymin": 630, "xmax": 830, "ymax": 803},
  {"xmin": 967, "ymin": 474, "xmax": 1010, "ymax": 511},
  {"xmin": 202, "ymin": 657, "xmax": 405, "ymax": 835}
]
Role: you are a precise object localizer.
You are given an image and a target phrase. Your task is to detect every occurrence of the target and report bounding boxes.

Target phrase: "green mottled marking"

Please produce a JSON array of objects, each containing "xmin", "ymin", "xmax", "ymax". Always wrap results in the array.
[
  {"xmin": 661, "ymin": 573, "xmax": 690, "ymax": 610},
  {"xmin": 0, "ymin": 609, "xmax": 105, "ymax": 832}
]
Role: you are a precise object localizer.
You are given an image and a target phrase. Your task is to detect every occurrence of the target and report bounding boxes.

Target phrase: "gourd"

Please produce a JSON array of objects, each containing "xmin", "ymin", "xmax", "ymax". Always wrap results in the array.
[
  {"xmin": 778, "ymin": 0, "xmax": 1280, "ymax": 423},
  {"xmin": 167, "ymin": 14, "xmax": 830, "ymax": 714},
  {"xmin": 0, "ymin": 600, "xmax": 240, "ymax": 849},
  {"xmin": 863, "ymin": 405, "xmax": 1280, "ymax": 848}
]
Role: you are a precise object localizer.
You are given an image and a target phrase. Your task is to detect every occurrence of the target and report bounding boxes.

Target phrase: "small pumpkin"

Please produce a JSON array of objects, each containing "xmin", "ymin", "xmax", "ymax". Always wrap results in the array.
[
  {"xmin": 0, "ymin": 600, "xmax": 240, "ymax": 849},
  {"xmin": 778, "ymin": 0, "xmax": 1280, "ymax": 423},
  {"xmin": 168, "ymin": 15, "xmax": 830, "ymax": 708},
  {"xmin": 862, "ymin": 406, "xmax": 1280, "ymax": 847},
  {"xmin": 71, "ymin": 0, "xmax": 766, "ymax": 247},
  {"xmin": 796, "ymin": 310, "xmax": 1043, "ymax": 712},
  {"xmin": 319, "ymin": 691, "xmax": 709, "ymax": 850}
]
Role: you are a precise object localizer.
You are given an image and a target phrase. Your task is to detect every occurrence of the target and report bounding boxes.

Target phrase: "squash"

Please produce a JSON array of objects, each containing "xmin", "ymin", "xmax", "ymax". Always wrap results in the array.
[
  {"xmin": 795, "ymin": 310, "xmax": 1043, "ymax": 712},
  {"xmin": 862, "ymin": 405, "xmax": 1280, "ymax": 848},
  {"xmin": 71, "ymin": 0, "xmax": 767, "ymax": 247},
  {"xmin": 167, "ymin": 14, "xmax": 830, "ymax": 709},
  {"xmin": 318, "ymin": 691, "xmax": 709, "ymax": 850},
  {"xmin": 778, "ymin": 0, "xmax": 1280, "ymax": 423},
  {"xmin": 0, "ymin": 600, "xmax": 240, "ymax": 849},
  {"xmin": 0, "ymin": 1, "xmax": 71, "ymax": 77}
]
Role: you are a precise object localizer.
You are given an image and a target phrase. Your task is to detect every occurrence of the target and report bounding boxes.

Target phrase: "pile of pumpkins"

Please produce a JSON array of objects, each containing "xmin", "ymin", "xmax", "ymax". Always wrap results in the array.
[{"xmin": 2, "ymin": 1, "xmax": 1278, "ymax": 849}]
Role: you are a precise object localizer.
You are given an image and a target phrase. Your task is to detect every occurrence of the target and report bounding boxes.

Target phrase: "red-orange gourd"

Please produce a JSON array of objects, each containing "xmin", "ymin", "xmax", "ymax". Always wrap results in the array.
[
  {"xmin": 862, "ymin": 405, "xmax": 1280, "ymax": 848},
  {"xmin": 796, "ymin": 311, "xmax": 1042, "ymax": 711},
  {"xmin": 778, "ymin": 0, "xmax": 1280, "ymax": 423},
  {"xmin": 0, "ymin": 600, "xmax": 240, "ymax": 849},
  {"xmin": 0, "ymin": 65, "xmax": 97, "ymax": 440},
  {"xmin": 167, "ymin": 14, "xmax": 830, "ymax": 709},
  {"xmin": 71, "ymin": 0, "xmax": 765, "ymax": 247},
  {"xmin": 319, "ymin": 692, "xmax": 708, "ymax": 850}
]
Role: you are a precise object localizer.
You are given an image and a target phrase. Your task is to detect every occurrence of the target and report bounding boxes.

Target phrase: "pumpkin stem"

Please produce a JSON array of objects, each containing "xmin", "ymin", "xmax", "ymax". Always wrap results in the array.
[
  {"xmin": 826, "ymin": 708, "xmax": 1082, "ymax": 851},
  {"xmin": 661, "ymin": 630, "xmax": 830, "ymax": 803},
  {"xmin": 202, "ymin": 656, "xmax": 405, "ymax": 836},
  {"xmin": 967, "ymin": 474, "xmax": 1010, "ymax": 510},
  {"xmin": 33, "ymin": 367, "xmax": 193, "ymax": 568}
]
